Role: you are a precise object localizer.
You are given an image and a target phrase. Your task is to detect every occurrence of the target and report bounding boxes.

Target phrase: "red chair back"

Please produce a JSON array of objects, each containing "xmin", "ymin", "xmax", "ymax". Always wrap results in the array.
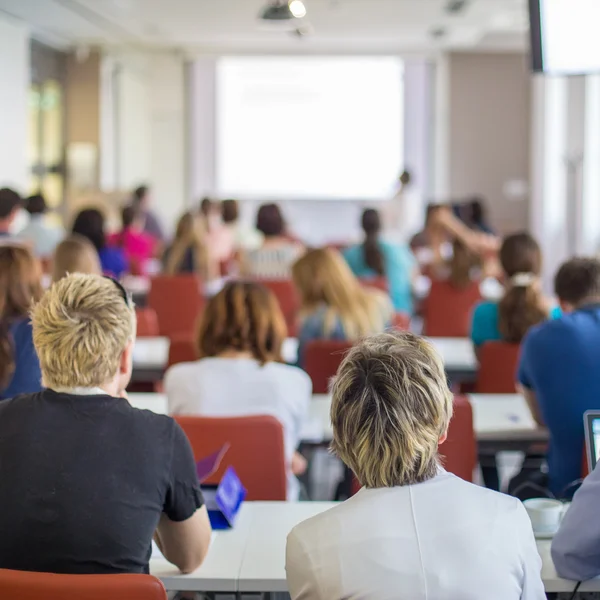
[
  {"xmin": 390, "ymin": 312, "xmax": 411, "ymax": 331},
  {"xmin": 167, "ymin": 335, "xmax": 197, "ymax": 368},
  {"xmin": 475, "ymin": 341, "xmax": 520, "ymax": 393},
  {"xmin": 135, "ymin": 308, "xmax": 160, "ymax": 337},
  {"xmin": 423, "ymin": 280, "xmax": 482, "ymax": 337},
  {"xmin": 303, "ymin": 340, "xmax": 354, "ymax": 394},
  {"xmin": 175, "ymin": 415, "xmax": 287, "ymax": 500},
  {"xmin": 148, "ymin": 275, "xmax": 205, "ymax": 337},
  {"xmin": 257, "ymin": 279, "xmax": 299, "ymax": 336},
  {"xmin": 0, "ymin": 569, "xmax": 167, "ymax": 600},
  {"xmin": 359, "ymin": 276, "xmax": 389, "ymax": 293}
]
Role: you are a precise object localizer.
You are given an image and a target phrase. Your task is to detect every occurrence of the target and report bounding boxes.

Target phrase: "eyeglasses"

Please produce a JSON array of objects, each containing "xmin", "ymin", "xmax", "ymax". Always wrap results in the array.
[{"xmin": 103, "ymin": 276, "xmax": 132, "ymax": 308}]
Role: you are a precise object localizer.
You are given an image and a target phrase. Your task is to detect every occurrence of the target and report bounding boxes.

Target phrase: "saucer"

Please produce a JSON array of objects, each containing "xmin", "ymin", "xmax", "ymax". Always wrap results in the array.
[{"xmin": 534, "ymin": 528, "xmax": 559, "ymax": 540}]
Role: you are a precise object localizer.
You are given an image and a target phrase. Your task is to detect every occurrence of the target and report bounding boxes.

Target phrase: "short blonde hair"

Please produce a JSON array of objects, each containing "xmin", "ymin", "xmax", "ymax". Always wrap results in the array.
[
  {"xmin": 330, "ymin": 331, "xmax": 453, "ymax": 488},
  {"xmin": 31, "ymin": 274, "xmax": 136, "ymax": 389}
]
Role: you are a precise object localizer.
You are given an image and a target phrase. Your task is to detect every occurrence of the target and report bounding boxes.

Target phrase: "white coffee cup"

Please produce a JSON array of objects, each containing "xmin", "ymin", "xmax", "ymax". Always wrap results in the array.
[{"xmin": 523, "ymin": 498, "xmax": 564, "ymax": 534}]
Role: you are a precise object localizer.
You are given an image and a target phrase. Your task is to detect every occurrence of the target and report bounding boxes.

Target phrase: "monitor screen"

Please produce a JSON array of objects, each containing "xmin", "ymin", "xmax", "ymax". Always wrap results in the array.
[
  {"xmin": 592, "ymin": 418, "xmax": 600, "ymax": 468},
  {"xmin": 530, "ymin": 0, "xmax": 600, "ymax": 75}
]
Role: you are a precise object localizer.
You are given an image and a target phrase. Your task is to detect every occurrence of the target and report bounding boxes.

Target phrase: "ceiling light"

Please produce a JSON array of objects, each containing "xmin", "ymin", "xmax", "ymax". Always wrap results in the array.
[{"xmin": 289, "ymin": 0, "xmax": 307, "ymax": 18}]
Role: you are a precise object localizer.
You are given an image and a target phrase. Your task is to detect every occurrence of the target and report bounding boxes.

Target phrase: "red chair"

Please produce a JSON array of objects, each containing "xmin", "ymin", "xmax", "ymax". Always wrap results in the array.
[
  {"xmin": 257, "ymin": 279, "xmax": 300, "ymax": 336},
  {"xmin": 135, "ymin": 307, "xmax": 160, "ymax": 337},
  {"xmin": 175, "ymin": 415, "xmax": 287, "ymax": 500},
  {"xmin": 359, "ymin": 276, "xmax": 389, "ymax": 293},
  {"xmin": 303, "ymin": 340, "xmax": 354, "ymax": 394},
  {"xmin": 390, "ymin": 312, "xmax": 411, "ymax": 331},
  {"xmin": 167, "ymin": 335, "xmax": 197, "ymax": 368},
  {"xmin": 475, "ymin": 341, "xmax": 520, "ymax": 393},
  {"xmin": 423, "ymin": 280, "xmax": 482, "ymax": 337},
  {"xmin": 350, "ymin": 395, "xmax": 477, "ymax": 494},
  {"xmin": 148, "ymin": 275, "xmax": 205, "ymax": 337},
  {"xmin": 0, "ymin": 569, "xmax": 167, "ymax": 600}
]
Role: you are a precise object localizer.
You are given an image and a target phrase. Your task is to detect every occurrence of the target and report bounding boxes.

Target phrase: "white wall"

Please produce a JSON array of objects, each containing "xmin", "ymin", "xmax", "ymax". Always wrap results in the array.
[{"xmin": 0, "ymin": 16, "xmax": 29, "ymax": 191}]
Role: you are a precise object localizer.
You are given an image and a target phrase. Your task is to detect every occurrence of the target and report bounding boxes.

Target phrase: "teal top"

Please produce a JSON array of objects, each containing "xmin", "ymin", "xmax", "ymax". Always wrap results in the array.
[
  {"xmin": 342, "ymin": 241, "xmax": 415, "ymax": 314},
  {"xmin": 470, "ymin": 301, "xmax": 562, "ymax": 346}
]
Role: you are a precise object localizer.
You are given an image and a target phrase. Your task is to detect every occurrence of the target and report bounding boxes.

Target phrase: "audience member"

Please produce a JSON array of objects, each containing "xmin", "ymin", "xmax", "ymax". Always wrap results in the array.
[
  {"xmin": 286, "ymin": 332, "xmax": 545, "ymax": 599},
  {"xmin": 292, "ymin": 248, "xmax": 392, "ymax": 366},
  {"xmin": 518, "ymin": 258, "xmax": 600, "ymax": 498},
  {"xmin": 343, "ymin": 208, "xmax": 415, "ymax": 313},
  {"xmin": 242, "ymin": 203, "xmax": 304, "ymax": 279},
  {"xmin": 471, "ymin": 233, "xmax": 558, "ymax": 348},
  {"xmin": 468, "ymin": 197, "xmax": 496, "ymax": 235},
  {"xmin": 552, "ymin": 459, "xmax": 600, "ymax": 581},
  {"xmin": 108, "ymin": 205, "xmax": 156, "ymax": 275},
  {"xmin": 52, "ymin": 235, "xmax": 102, "ymax": 283},
  {"xmin": 0, "ymin": 188, "xmax": 22, "ymax": 240},
  {"xmin": 163, "ymin": 212, "xmax": 216, "ymax": 279},
  {"xmin": 131, "ymin": 185, "xmax": 165, "ymax": 243},
  {"xmin": 222, "ymin": 198, "xmax": 263, "ymax": 251},
  {"xmin": 0, "ymin": 246, "xmax": 43, "ymax": 400},
  {"xmin": 18, "ymin": 193, "xmax": 64, "ymax": 257},
  {"xmin": 165, "ymin": 281, "xmax": 311, "ymax": 501},
  {"xmin": 0, "ymin": 274, "xmax": 211, "ymax": 574},
  {"xmin": 72, "ymin": 208, "xmax": 128, "ymax": 278}
]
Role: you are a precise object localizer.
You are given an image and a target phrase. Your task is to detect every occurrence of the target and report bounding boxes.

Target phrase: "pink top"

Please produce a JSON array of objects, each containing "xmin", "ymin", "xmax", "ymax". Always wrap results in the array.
[{"xmin": 108, "ymin": 229, "xmax": 155, "ymax": 275}]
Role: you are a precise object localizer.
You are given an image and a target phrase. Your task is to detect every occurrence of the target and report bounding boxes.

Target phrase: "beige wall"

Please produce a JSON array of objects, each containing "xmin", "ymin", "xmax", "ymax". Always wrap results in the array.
[{"xmin": 448, "ymin": 52, "xmax": 531, "ymax": 233}]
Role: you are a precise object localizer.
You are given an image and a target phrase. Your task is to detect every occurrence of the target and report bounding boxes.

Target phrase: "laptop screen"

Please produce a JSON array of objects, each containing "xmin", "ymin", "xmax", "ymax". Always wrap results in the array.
[{"xmin": 592, "ymin": 418, "xmax": 600, "ymax": 468}]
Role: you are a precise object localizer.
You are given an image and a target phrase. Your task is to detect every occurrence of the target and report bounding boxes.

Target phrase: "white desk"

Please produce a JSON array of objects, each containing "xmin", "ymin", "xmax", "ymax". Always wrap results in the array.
[
  {"xmin": 538, "ymin": 540, "xmax": 600, "ymax": 593},
  {"xmin": 428, "ymin": 337, "xmax": 477, "ymax": 381}
]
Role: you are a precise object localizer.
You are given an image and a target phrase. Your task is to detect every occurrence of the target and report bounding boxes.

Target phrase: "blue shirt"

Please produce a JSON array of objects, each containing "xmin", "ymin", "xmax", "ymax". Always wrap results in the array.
[
  {"xmin": 99, "ymin": 247, "xmax": 128, "ymax": 278},
  {"xmin": 518, "ymin": 305, "xmax": 600, "ymax": 496},
  {"xmin": 343, "ymin": 241, "xmax": 415, "ymax": 314},
  {"xmin": 1, "ymin": 318, "xmax": 43, "ymax": 400},
  {"xmin": 471, "ymin": 301, "xmax": 562, "ymax": 347}
]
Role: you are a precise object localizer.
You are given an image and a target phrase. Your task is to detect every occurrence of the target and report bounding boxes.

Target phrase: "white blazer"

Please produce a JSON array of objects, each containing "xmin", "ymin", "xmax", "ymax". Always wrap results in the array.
[{"xmin": 286, "ymin": 470, "xmax": 545, "ymax": 600}]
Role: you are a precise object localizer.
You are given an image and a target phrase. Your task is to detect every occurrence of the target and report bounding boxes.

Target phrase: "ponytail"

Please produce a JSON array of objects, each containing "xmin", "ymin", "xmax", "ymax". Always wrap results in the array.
[
  {"xmin": 363, "ymin": 232, "xmax": 385, "ymax": 276},
  {"xmin": 498, "ymin": 277, "xmax": 547, "ymax": 343}
]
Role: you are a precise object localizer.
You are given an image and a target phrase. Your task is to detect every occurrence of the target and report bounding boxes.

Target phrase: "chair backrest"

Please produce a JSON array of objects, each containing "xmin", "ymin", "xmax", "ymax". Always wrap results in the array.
[
  {"xmin": 167, "ymin": 335, "xmax": 197, "ymax": 368},
  {"xmin": 0, "ymin": 570, "xmax": 167, "ymax": 600},
  {"xmin": 135, "ymin": 307, "xmax": 160, "ymax": 337},
  {"xmin": 476, "ymin": 341, "xmax": 520, "ymax": 393},
  {"xmin": 148, "ymin": 275, "xmax": 205, "ymax": 337},
  {"xmin": 439, "ymin": 395, "xmax": 477, "ymax": 482},
  {"xmin": 423, "ymin": 279, "xmax": 482, "ymax": 337},
  {"xmin": 390, "ymin": 312, "xmax": 411, "ymax": 331},
  {"xmin": 359, "ymin": 276, "xmax": 389, "ymax": 293},
  {"xmin": 303, "ymin": 340, "xmax": 354, "ymax": 394},
  {"xmin": 257, "ymin": 279, "xmax": 300, "ymax": 336},
  {"xmin": 175, "ymin": 415, "xmax": 287, "ymax": 500}
]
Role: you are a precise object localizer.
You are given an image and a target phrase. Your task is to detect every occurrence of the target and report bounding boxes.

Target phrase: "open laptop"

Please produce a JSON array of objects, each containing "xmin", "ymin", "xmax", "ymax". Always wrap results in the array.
[{"xmin": 584, "ymin": 411, "xmax": 600, "ymax": 472}]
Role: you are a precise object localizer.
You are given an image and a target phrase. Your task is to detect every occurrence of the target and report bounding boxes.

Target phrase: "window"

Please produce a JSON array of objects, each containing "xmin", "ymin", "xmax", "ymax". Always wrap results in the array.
[{"xmin": 216, "ymin": 57, "xmax": 403, "ymax": 200}]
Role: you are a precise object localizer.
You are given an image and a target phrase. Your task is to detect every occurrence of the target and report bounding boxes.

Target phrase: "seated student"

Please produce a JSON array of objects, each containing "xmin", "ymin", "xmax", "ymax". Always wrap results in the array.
[
  {"xmin": 0, "ymin": 246, "xmax": 43, "ymax": 400},
  {"xmin": 292, "ymin": 248, "xmax": 393, "ymax": 366},
  {"xmin": 72, "ymin": 208, "xmax": 128, "ymax": 278},
  {"xmin": 222, "ymin": 198, "xmax": 263, "ymax": 252},
  {"xmin": 343, "ymin": 208, "xmax": 415, "ymax": 314},
  {"xmin": 131, "ymin": 184, "xmax": 165, "ymax": 243},
  {"xmin": 242, "ymin": 203, "xmax": 304, "ymax": 279},
  {"xmin": 471, "ymin": 232, "xmax": 558, "ymax": 349},
  {"xmin": 286, "ymin": 331, "xmax": 545, "ymax": 599},
  {"xmin": 552, "ymin": 459, "xmax": 600, "ymax": 581},
  {"xmin": 52, "ymin": 234, "xmax": 102, "ymax": 282},
  {"xmin": 0, "ymin": 274, "xmax": 211, "ymax": 574},
  {"xmin": 0, "ymin": 188, "xmax": 22, "ymax": 241},
  {"xmin": 108, "ymin": 205, "xmax": 156, "ymax": 274},
  {"xmin": 162, "ymin": 212, "xmax": 217, "ymax": 279},
  {"xmin": 165, "ymin": 281, "xmax": 311, "ymax": 501},
  {"xmin": 518, "ymin": 258, "xmax": 600, "ymax": 499},
  {"xmin": 18, "ymin": 193, "xmax": 64, "ymax": 258}
]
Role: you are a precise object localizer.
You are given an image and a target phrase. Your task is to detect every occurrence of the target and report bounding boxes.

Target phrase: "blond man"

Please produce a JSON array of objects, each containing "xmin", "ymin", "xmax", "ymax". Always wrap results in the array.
[
  {"xmin": 0, "ymin": 274, "xmax": 211, "ymax": 575},
  {"xmin": 286, "ymin": 332, "xmax": 545, "ymax": 600}
]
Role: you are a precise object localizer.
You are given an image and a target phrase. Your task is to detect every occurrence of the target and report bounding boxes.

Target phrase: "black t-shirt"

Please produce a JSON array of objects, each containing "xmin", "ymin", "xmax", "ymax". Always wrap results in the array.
[{"xmin": 0, "ymin": 389, "xmax": 204, "ymax": 574}]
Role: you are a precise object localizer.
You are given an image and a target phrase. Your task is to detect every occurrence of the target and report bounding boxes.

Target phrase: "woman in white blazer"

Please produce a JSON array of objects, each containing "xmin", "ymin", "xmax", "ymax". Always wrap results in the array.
[{"xmin": 286, "ymin": 331, "xmax": 545, "ymax": 600}]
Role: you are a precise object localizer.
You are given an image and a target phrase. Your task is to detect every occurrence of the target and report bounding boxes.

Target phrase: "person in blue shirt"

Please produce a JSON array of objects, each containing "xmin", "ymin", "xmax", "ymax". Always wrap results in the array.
[
  {"xmin": 471, "ymin": 232, "xmax": 559, "ymax": 349},
  {"xmin": 72, "ymin": 208, "xmax": 128, "ymax": 279},
  {"xmin": 0, "ymin": 246, "xmax": 43, "ymax": 400},
  {"xmin": 518, "ymin": 257, "xmax": 600, "ymax": 498},
  {"xmin": 292, "ymin": 248, "xmax": 393, "ymax": 367},
  {"xmin": 343, "ymin": 209, "xmax": 415, "ymax": 314}
]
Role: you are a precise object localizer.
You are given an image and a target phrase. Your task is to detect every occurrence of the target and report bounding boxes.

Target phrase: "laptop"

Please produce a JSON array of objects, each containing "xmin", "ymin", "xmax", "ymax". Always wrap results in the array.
[{"xmin": 584, "ymin": 411, "xmax": 600, "ymax": 472}]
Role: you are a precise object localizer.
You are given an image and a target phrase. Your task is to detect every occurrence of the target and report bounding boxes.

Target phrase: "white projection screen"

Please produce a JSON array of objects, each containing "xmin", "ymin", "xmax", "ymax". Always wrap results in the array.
[{"xmin": 216, "ymin": 57, "xmax": 404, "ymax": 200}]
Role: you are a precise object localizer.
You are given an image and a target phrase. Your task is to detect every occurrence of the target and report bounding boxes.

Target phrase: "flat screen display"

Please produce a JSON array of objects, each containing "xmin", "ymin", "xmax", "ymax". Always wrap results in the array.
[{"xmin": 530, "ymin": 0, "xmax": 600, "ymax": 74}]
